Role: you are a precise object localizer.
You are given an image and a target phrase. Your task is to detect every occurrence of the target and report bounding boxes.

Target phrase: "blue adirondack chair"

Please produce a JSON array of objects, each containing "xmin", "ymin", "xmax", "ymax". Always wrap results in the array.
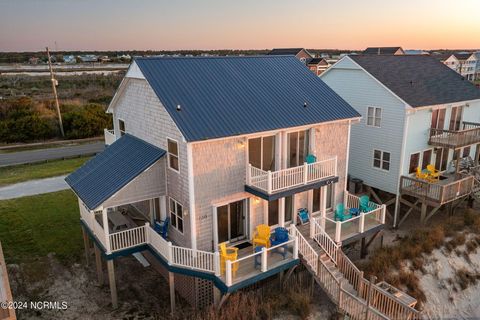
[
  {"xmin": 154, "ymin": 217, "xmax": 170, "ymax": 239},
  {"xmin": 297, "ymin": 208, "xmax": 309, "ymax": 224},
  {"xmin": 334, "ymin": 203, "xmax": 352, "ymax": 221},
  {"xmin": 359, "ymin": 195, "xmax": 375, "ymax": 213},
  {"xmin": 270, "ymin": 227, "xmax": 289, "ymax": 258}
]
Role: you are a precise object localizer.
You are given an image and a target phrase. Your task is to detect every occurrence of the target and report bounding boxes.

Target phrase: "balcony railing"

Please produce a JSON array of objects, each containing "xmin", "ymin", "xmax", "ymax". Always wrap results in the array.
[
  {"xmin": 400, "ymin": 174, "xmax": 476, "ymax": 205},
  {"xmin": 317, "ymin": 193, "xmax": 386, "ymax": 243},
  {"xmin": 429, "ymin": 122, "xmax": 480, "ymax": 148},
  {"xmin": 104, "ymin": 128, "xmax": 116, "ymax": 146},
  {"xmin": 246, "ymin": 156, "xmax": 337, "ymax": 194},
  {"xmin": 80, "ymin": 204, "xmax": 299, "ymax": 286}
]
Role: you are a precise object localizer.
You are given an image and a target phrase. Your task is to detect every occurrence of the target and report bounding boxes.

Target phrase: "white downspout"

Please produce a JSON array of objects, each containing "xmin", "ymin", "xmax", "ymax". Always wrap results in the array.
[
  {"xmin": 394, "ymin": 107, "xmax": 411, "ymax": 228},
  {"xmin": 344, "ymin": 120, "xmax": 352, "ymax": 197},
  {"xmin": 187, "ymin": 143, "xmax": 197, "ymax": 251}
]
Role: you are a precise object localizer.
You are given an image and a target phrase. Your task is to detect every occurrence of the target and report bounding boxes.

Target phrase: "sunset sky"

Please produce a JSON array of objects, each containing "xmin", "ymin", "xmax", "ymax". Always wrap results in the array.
[{"xmin": 1, "ymin": 0, "xmax": 479, "ymax": 52}]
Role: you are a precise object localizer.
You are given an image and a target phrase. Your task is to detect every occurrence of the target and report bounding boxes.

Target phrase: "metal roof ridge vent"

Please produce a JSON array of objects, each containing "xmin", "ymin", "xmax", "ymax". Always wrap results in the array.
[
  {"xmin": 304, "ymin": 102, "xmax": 308, "ymax": 108},
  {"xmin": 176, "ymin": 104, "xmax": 181, "ymax": 111}
]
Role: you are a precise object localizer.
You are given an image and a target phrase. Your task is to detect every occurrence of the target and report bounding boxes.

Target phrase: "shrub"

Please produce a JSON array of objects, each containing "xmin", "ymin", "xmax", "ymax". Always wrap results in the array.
[{"xmin": 61, "ymin": 103, "xmax": 112, "ymax": 139}]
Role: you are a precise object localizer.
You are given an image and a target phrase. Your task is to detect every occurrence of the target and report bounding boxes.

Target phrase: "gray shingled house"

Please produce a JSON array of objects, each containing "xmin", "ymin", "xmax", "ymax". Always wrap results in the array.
[{"xmin": 64, "ymin": 56, "xmax": 417, "ymax": 318}]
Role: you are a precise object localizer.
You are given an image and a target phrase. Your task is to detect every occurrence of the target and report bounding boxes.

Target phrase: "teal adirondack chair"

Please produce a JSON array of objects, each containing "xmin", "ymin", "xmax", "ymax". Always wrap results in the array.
[
  {"xmin": 334, "ymin": 203, "xmax": 352, "ymax": 221},
  {"xmin": 305, "ymin": 154, "xmax": 317, "ymax": 164},
  {"xmin": 359, "ymin": 195, "xmax": 375, "ymax": 213}
]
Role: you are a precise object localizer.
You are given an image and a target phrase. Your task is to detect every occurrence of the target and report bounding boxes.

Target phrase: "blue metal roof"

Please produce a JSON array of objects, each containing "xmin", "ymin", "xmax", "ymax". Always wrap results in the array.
[
  {"xmin": 135, "ymin": 56, "xmax": 360, "ymax": 142},
  {"xmin": 65, "ymin": 134, "xmax": 166, "ymax": 210}
]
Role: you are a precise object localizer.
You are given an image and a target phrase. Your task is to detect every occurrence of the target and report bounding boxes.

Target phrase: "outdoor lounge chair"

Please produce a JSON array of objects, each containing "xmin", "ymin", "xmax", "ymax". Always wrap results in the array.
[
  {"xmin": 253, "ymin": 224, "xmax": 271, "ymax": 249},
  {"xmin": 305, "ymin": 154, "xmax": 317, "ymax": 164},
  {"xmin": 359, "ymin": 195, "xmax": 376, "ymax": 213},
  {"xmin": 415, "ymin": 167, "xmax": 429, "ymax": 180},
  {"xmin": 426, "ymin": 164, "xmax": 440, "ymax": 182},
  {"xmin": 297, "ymin": 208, "xmax": 309, "ymax": 224},
  {"xmin": 334, "ymin": 203, "xmax": 352, "ymax": 222},
  {"xmin": 219, "ymin": 242, "xmax": 239, "ymax": 275},
  {"xmin": 270, "ymin": 227, "xmax": 289, "ymax": 258},
  {"xmin": 154, "ymin": 217, "xmax": 169, "ymax": 239}
]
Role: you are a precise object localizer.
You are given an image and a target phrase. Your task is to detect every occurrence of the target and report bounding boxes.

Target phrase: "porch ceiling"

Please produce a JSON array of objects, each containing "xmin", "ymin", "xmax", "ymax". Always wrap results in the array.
[{"xmin": 65, "ymin": 134, "xmax": 166, "ymax": 210}]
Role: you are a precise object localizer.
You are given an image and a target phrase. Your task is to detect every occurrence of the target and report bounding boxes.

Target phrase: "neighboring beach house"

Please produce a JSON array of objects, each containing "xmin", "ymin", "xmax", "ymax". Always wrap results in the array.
[
  {"xmin": 65, "ymin": 55, "xmax": 423, "ymax": 319},
  {"xmin": 321, "ymin": 55, "xmax": 480, "ymax": 227},
  {"xmin": 362, "ymin": 47, "xmax": 405, "ymax": 55},
  {"xmin": 268, "ymin": 48, "xmax": 313, "ymax": 64}
]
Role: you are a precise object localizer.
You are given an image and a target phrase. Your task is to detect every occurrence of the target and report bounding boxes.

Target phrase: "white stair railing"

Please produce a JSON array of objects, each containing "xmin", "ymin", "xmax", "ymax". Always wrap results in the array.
[{"xmin": 312, "ymin": 218, "xmax": 340, "ymax": 263}]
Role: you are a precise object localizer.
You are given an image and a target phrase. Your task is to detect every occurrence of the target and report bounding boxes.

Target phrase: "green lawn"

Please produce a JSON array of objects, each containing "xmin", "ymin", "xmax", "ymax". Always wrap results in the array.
[
  {"xmin": 0, "ymin": 190, "xmax": 82, "ymax": 265},
  {"xmin": 0, "ymin": 156, "xmax": 90, "ymax": 186}
]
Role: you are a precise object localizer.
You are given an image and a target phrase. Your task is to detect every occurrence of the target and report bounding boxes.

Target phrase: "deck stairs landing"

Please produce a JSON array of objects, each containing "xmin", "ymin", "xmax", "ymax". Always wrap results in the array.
[{"xmin": 292, "ymin": 220, "xmax": 421, "ymax": 320}]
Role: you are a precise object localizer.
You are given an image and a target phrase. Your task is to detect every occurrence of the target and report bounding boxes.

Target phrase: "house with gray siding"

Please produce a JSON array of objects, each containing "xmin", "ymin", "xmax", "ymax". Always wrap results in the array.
[
  {"xmin": 321, "ymin": 54, "xmax": 480, "ymax": 227},
  {"xmin": 66, "ymin": 55, "xmax": 397, "ymax": 315}
]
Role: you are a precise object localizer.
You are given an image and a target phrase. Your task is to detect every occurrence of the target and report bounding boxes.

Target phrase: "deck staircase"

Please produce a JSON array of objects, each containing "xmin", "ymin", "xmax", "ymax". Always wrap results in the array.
[{"xmin": 291, "ymin": 220, "xmax": 421, "ymax": 320}]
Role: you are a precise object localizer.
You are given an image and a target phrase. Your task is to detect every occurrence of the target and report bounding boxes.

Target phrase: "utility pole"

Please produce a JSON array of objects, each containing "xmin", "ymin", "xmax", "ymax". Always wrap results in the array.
[{"xmin": 46, "ymin": 46, "xmax": 64, "ymax": 137}]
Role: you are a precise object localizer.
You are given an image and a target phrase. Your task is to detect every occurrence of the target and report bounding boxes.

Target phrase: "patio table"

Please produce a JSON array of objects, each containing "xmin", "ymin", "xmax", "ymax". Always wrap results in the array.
[{"xmin": 108, "ymin": 210, "xmax": 130, "ymax": 232}]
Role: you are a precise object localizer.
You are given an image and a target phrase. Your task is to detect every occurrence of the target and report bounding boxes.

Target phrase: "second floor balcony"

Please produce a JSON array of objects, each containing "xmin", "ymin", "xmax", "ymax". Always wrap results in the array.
[
  {"xmin": 429, "ymin": 121, "xmax": 480, "ymax": 149},
  {"xmin": 246, "ymin": 156, "xmax": 338, "ymax": 196}
]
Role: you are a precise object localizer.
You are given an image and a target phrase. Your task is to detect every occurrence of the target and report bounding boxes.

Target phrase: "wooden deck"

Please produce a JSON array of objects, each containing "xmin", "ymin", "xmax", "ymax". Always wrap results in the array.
[
  {"xmin": 429, "ymin": 122, "xmax": 480, "ymax": 149},
  {"xmin": 400, "ymin": 174, "xmax": 476, "ymax": 206},
  {"xmin": 219, "ymin": 243, "xmax": 296, "ymax": 286}
]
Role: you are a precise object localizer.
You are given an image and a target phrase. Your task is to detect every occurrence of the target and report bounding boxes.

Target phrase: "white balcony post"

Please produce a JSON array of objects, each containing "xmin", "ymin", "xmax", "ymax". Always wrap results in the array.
[
  {"xmin": 309, "ymin": 217, "xmax": 315, "ymax": 238},
  {"xmin": 335, "ymin": 221, "xmax": 342, "ymax": 243},
  {"xmin": 359, "ymin": 213, "xmax": 365, "ymax": 233},
  {"xmin": 293, "ymin": 237, "xmax": 299, "ymax": 259},
  {"xmin": 381, "ymin": 205, "xmax": 386, "ymax": 224},
  {"xmin": 226, "ymin": 260, "xmax": 233, "ymax": 286},
  {"xmin": 334, "ymin": 155, "xmax": 338, "ymax": 176},
  {"xmin": 247, "ymin": 163, "xmax": 252, "ymax": 185},
  {"xmin": 144, "ymin": 222, "xmax": 150, "ymax": 243},
  {"xmin": 214, "ymin": 251, "xmax": 221, "ymax": 276},
  {"xmin": 267, "ymin": 170, "xmax": 272, "ymax": 193},
  {"xmin": 167, "ymin": 242, "xmax": 173, "ymax": 265},
  {"xmin": 102, "ymin": 208, "xmax": 111, "ymax": 254},
  {"xmin": 261, "ymin": 247, "xmax": 267, "ymax": 272},
  {"xmin": 303, "ymin": 162, "xmax": 308, "ymax": 184}
]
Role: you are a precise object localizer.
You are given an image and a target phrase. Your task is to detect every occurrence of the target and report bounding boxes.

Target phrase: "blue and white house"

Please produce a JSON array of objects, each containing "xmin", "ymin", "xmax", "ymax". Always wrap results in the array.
[{"xmin": 321, "ymin": 54, "xmax": 480, "ymax": 227}]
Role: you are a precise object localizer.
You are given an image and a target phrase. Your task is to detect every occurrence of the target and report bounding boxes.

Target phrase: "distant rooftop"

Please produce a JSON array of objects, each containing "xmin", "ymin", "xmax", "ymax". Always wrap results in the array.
[
  {"xmin": 362, "ymin": 47, "xmax": 404, "ymax": 55},
  {"xmin": 268, "ymin": 48, "xmax": 311, "ymax": 56},
  {"xmin": 350, "ymin": 55, "xmax": 480, "ymax": 107}
]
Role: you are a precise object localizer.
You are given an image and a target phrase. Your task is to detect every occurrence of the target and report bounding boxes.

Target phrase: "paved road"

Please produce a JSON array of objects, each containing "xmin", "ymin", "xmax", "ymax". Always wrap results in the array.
[
  {"xmin": 0, "ymin": 175, "xmax": 69, "ymax": 200},
  {"xmin": 0, "ymin": 141, "xmax": 105, "ymax": 167}
]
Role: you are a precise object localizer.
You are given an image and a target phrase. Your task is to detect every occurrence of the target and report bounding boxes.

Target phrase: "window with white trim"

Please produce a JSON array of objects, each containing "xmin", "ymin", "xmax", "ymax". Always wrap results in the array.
[
  {"xmin": 367, "ymin": 107, "xmax": 382, "ymax": 127},
  {"xmin": 169, "ymin": 198, "xmax": 183, "ymax": 233},
  {"xmin": 118, "ymin": 119, "xmax": 126, "ymax": 136},
  {"xmin": 373, "ymin": 149, "xmax": 390, "ymax": 171},
  {"xmin": 167, "ymin": 139, "xmax": 179, "ymax": 171}
]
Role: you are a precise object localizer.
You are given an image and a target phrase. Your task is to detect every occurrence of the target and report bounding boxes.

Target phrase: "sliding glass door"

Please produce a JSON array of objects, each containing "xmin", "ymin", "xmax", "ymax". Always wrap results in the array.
[
  {"xmin": 217, "ymin": 200, "xmax": 247, "ymax": 243},
  {"xmin": 249, "ymin": 136, "xmax": 276, "ymax": 171},
  {"xmin": 287, "ymin": 130, "xmax": 310, "ymax": 168}
]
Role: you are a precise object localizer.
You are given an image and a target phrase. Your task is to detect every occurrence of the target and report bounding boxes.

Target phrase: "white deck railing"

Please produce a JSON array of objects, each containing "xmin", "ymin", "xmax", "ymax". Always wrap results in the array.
[
  {"xmin": 312, "ymin": 218, "xmax": 339, "ymax": 262},
  {"xmin": 79, "ymin": 201, "xmax": 108, "ymax": 250},
  {"xmin": 246, "ymin": 156, "xmax": 337, "ymax": 194},
  {"xmin": 109, "ymin": 225, "xmax": 147, "ymax": 252},
  {"xmin": 290, "ymin": 225, "xmax": 318, "ymax": 273},
  {"xmin": 225, "ymin": 236, "xmax": 298, "ymax": 286},
  {"xmin": 322, "ymin": 193, "xmax": 386, "ymax": 242},
  {"xmin": 104, "ymin": 128, "xmax": 116, "ymax": 145}
]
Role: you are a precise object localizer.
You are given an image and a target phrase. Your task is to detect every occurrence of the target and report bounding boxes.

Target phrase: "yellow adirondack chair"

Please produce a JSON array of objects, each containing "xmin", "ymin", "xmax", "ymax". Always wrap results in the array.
[
  {"xmin": 253, "ymin": 224, "xmax": 271, "ymax": 250},
  {"xmin": 426, "ymin": 164, "xmax": 440, "ymax": 182},
  {"xmin": 415, "ymin": 167, "xmax": 429, "ymax": 181},
  {"xmin": 219, "ymin": 242, "xmax": 238, "ymax": 275}
]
